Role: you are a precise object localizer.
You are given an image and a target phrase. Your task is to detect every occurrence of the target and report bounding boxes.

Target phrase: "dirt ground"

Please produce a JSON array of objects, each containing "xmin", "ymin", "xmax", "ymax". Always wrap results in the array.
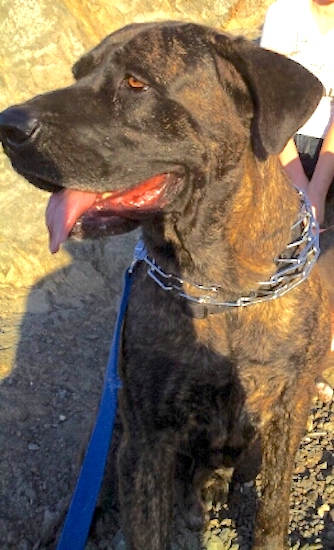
[
  {"xmin": 0, "ymin": 231, "xmax": 136, "ymax": 550},
  {"xmin": 1, "ymin": 230, "xmax": 334, "ymax": 550}
]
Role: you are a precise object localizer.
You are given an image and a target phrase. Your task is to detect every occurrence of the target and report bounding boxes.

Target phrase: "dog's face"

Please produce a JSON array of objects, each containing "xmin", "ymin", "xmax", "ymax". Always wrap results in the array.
[
  {"xmin": 0, "ymin": 21, "xmax": 323, "ymax": 252},
  {"xmin": 0, "ymin": 23, "xmax": 255, "ymax": 195}
]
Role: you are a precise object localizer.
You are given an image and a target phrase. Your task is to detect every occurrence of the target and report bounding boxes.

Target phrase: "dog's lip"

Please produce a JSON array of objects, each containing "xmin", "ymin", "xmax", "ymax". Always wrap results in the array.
[{"xmin": 46, "ymin": 172, "xmax": 182, "ymax": 253}]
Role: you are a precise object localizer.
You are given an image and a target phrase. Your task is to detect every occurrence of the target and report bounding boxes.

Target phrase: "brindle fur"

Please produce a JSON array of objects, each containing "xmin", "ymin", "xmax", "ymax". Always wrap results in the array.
[{"xmin": 0, "ymin": 22, "xmax": 332, "ymax": 550}]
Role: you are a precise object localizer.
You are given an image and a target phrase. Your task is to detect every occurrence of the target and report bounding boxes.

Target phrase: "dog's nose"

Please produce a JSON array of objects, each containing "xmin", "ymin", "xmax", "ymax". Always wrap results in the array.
[{"xmin": 0, "ymin": 106, "xmax": 40, "ymax": 148}]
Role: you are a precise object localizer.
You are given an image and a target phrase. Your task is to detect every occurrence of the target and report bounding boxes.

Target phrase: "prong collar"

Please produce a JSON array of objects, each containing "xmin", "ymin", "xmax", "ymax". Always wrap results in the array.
[{"xmin": 131, "ymin": 190, "xmax": 319, "ymax": 315}]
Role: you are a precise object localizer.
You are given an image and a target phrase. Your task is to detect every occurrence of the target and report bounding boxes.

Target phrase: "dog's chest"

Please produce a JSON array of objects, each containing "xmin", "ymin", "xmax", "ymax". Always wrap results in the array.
[{"xmin": 191, "ymin": 314, "xmax": 231, "ymax": 353}]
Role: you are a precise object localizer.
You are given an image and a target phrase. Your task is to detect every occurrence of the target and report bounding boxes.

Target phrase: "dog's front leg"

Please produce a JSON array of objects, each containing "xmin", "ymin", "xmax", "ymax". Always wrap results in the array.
[
  {"xmin": 118, "ymin": 429, "xmax": 177, "ymax": 550},
  {"xmin": 252, "ymin": 391, "xmax": 312, "ymax": 550}
]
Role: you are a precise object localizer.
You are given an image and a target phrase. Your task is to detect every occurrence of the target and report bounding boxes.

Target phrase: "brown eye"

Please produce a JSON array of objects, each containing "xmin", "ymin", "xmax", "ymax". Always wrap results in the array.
[{"xmin": 127, "ymin": 76, "xmax": 148, "ymax": 90}]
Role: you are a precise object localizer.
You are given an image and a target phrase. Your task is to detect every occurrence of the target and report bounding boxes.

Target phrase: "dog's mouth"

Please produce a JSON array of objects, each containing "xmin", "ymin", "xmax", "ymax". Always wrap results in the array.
[{"xmin": 46, "ymin": 172, "xmax": 182, "ymax": 253}]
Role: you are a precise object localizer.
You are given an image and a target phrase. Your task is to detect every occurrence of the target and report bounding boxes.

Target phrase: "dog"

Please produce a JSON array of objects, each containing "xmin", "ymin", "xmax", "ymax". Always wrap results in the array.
[{"xmin": 0, "ymin": 21, "xmax": 332, "ymax": 550}]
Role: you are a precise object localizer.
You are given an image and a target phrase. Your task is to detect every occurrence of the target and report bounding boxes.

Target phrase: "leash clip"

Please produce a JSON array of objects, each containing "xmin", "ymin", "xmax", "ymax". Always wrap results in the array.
[{"xmin": 129, "ymin": 240, "xmax": 147, "ymax": 272}]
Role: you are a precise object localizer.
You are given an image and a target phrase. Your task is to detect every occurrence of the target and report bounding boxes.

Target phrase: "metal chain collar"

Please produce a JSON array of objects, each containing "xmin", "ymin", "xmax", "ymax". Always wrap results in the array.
[{"xmin": 131, "ymin": 190, "xmax": 320, "ymax": 309}]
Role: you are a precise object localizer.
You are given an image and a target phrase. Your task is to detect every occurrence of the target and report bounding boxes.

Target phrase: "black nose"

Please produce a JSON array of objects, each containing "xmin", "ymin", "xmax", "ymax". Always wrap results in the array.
[{"xmin": 0, "ymin": 106, "xmax": 40, "ymax": 148}]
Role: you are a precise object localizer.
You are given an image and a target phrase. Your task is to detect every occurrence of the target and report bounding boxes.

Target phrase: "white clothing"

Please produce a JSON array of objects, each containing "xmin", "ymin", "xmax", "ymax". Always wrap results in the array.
[{"xmin": 261, "ymin": 0, "xmax": 334, "ymax": 138}]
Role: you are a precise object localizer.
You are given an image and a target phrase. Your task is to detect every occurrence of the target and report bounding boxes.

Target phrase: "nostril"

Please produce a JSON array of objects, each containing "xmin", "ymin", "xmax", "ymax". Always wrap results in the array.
[
  {"xmin": 3, "ymin": 126, "xmax": 36, "ymax": 145},
  {"xmin": 0, "ymin": 107, "xmax": 40, "ymax": 148}
]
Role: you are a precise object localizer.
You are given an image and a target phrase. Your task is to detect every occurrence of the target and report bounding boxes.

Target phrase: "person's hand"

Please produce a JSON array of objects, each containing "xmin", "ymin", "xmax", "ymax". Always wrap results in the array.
[{"xmin": 306, "ymin": 183, "xmax": 326, "ymax": 224}]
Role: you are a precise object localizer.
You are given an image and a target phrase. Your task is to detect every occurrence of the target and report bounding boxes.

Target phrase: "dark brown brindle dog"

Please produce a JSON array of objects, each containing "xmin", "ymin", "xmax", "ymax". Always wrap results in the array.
[{"xmin": 0, "ymin": 22, "xmax": 332, "ymax": 550}]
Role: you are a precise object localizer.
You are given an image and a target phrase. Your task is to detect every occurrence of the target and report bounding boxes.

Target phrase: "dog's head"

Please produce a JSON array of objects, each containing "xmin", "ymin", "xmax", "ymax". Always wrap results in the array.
[{"xmin": 0, "ymin": 21, "xmax": 323, "ymax": 252}]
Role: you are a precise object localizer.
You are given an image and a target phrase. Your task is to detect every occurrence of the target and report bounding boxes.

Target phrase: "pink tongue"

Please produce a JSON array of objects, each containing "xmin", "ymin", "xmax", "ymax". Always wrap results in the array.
[{"xmin": 46, "ymin": 189, "xmax": 97, "ymax": 253}]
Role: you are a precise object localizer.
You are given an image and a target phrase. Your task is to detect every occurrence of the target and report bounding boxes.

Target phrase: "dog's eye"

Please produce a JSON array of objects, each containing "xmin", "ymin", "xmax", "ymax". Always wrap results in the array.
[{"xmin": 126, "ymin": 76, "xmax": 149, "ymax": 91}]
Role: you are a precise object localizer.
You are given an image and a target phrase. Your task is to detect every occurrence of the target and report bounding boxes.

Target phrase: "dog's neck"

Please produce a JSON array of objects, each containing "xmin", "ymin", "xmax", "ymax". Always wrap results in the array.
[
  {"xmin": 142, "ymin": 152, "xmax": 301, "ymax": 297},
  {"xmin": 135, "ymin": 186, "xmax": 319, "ymax": 318}
]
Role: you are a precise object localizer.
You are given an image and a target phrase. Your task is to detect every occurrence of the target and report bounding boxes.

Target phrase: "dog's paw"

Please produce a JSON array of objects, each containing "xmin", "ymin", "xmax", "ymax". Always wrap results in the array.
[
  {"xmin": 203, "ymin": 468, "xmax": 232, "ymax": 510},
  {"xmin": 315, "ymin": 376, "xmax": 333, "ymax": 403}
]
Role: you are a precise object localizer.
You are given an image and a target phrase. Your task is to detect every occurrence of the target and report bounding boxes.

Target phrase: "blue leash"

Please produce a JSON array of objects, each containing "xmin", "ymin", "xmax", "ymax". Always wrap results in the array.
[{"xmin": 56, "ymin": 267, "xmax": 133, "ymax": 550}]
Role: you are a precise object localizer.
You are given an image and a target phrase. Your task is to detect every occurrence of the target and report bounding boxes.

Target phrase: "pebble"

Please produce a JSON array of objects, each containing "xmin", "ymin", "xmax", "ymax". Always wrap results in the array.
[
  {"xmin": 306, "ymin": 417, "xmax": 314, "ymax": 431},
  {"xmin": 317, "ymin": 503, "xmax": 330, "ymax": 517},
  {"xmin": 206, "ymin": 535, "xmax": 228, "ymax": 550},
  {"xmin": 28, "ymin": 443, "xmax": 40, "ymax": 451},
  {"xmin": 40, "ymin": 508, "xmax": 58, "ymax": 540},
  {"xmin": 114, "ymin": 542, "xmax": 126, "ymax": 550}
]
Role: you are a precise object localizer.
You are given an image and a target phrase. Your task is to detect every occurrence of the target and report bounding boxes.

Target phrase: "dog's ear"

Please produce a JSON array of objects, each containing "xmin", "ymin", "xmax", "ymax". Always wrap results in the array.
[
  {"xmin": 212, "ymin": 34, "xmax": 324, "ymax": 160},
  {"xmin": 72, "ymin": 35, "xmax": 114, "ymax": 80}
]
